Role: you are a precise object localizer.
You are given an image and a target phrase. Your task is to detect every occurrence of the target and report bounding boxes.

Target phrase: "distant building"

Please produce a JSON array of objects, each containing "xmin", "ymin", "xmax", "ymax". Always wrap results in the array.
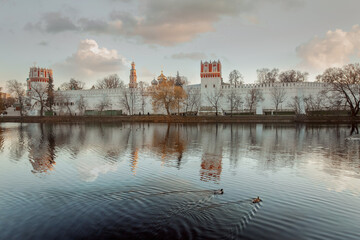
[
  {"xmin": 129, "ymin": 62, "xmax": 137, "ymax": 88},
  {"xmin": 26, "ymin": 67, "xmax": 53, "ymax": 96}
]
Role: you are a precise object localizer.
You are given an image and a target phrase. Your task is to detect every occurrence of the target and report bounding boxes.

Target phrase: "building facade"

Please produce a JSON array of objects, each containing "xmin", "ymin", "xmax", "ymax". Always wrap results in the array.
[{"xmin": 26, "ymin": 61, "xmax": 328, "ymax": 116}]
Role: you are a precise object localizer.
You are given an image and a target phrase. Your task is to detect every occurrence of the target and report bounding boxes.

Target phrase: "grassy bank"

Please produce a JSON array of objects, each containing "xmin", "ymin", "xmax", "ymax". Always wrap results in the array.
[{"xmin": 0, "ymin": 115, "xmax": 358, "ymax": 124}]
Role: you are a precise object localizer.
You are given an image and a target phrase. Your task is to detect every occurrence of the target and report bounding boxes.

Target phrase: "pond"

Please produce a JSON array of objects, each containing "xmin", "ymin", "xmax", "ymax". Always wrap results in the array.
[{"xmin": 0, "ymin": 123, "xmax": 359, "ymax": 239}]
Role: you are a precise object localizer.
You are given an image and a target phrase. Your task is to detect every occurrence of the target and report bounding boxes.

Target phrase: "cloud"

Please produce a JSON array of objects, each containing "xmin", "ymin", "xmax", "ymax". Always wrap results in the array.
[
  {"xmin": 139, "ymin": 67, "xmax": 156, "ymax": 79},
  {"xmin": 297, "ymin": 25, "xmax": 360, "ymax": 71},
  {"xmin": 55, "ymin": 39, "xmax": 127, "ymax": 77},
  {"xmin": 38, "ymin": 41, "xmax": 49, "ymax": 46},
  {"xmin": 25, "ymin": 12, "xmax": 78, "ymax": 33},
  {"xmin": 112, "ymin": 0, "xmax": 251, "ymax": 45},
  {"xmin": 25, "ymin": 0, "xmax": 303, "ymax": 45},
  {"xmin": 111, "ymin": 0, "xmax": 303, "ymax": 45},
  {"xmin": 171, "ymin": 52, "xmax": 207, "ymax": 60}
]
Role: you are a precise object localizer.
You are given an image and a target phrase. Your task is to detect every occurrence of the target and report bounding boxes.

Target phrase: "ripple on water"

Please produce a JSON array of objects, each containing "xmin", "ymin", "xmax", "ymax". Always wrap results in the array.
[
  {"xmin": 0, "ymin": 176, "xmax": 264, "ymax": 240},
  {"xmin": 2, "ymin": 123, "xmax": 360, "ymax": 240}
]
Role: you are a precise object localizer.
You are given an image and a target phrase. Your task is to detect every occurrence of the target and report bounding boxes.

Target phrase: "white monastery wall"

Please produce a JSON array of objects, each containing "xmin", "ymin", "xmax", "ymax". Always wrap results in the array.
[{"xmin": 26, "ymin": 61, "xmax": 329, "ymax": 116}]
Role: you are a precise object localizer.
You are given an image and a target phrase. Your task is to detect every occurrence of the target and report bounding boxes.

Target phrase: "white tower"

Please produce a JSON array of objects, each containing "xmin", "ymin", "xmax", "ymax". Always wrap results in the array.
[{"xmin": 129, "ymin": 62, "xmax": 137, "ymax": 88}]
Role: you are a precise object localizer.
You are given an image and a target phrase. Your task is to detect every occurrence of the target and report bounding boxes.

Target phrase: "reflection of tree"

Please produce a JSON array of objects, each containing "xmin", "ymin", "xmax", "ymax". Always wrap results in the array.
[
  {"xmin": 0, "ymin": 126, "xmax": 4, "ymax": 152},
  {"xmin": 9, "ymin": 124, "xmax": 27, "ymax": 160},
  {"xmin": 151, "ymin": 124, "xmax": 186, "ymax": 168},
  {"xmin": 28, "ymin": 124, "xmax": 56, "ymax": 173},
  {"xmin": 228, "ymin": 124, "xmax": 240, "ymax": 167},
  {"xmin": 350, "ymin": 124, "xmax": 359, "ymax": 136},
  {"xmin": 11, "ymin": 122, "xmax": 360, "ymax": 183}
]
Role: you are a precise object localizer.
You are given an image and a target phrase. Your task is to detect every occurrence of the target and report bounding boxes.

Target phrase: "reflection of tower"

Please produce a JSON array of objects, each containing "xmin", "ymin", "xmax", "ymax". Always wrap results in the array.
[
  {"xmin": 200, "ymin": 125, "xmax": 223, "ymax": 182},
  {"xmin": 200, "ymin": 153, "xmax": 222, "ymax": 182},
  {"xmin": 130, "ymin": 148, "xmax": 139, "ymax": 175},
  {"xmin": 129, "ymin": 62, "xmax": 137, "ymax": 88}
]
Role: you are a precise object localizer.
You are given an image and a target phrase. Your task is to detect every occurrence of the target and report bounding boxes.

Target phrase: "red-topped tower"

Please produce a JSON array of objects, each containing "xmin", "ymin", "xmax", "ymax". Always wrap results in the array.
[
  {"xmin": 200, "ymin": 60, "xmax": 223, "ymax": 108},
  {"xmin": 129, "ymin": 61, "xmax": 137, "ymax": 88},
  {"xmin": 200, "ymin": 60, "xmax": 222, "ymax": 79},
  {"xmin": 26, "ymin": 67, "xmax": 53, "ymax": 96}
]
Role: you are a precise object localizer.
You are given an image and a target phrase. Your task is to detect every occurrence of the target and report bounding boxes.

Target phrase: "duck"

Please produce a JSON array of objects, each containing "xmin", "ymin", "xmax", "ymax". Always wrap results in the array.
[
  {"xmin": 214, "ymin": 189, "xmax": 224, "ymax": 195},
  {"xmin": 252, "ymin": 196, "xmax": 262, "ymax": 203}
]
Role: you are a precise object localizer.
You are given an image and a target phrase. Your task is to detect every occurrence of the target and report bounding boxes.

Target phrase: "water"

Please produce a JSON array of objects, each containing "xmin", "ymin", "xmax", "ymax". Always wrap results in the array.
[{"xmin": 0, "ymin": 123, "xmax": 359, "ymax": 240}]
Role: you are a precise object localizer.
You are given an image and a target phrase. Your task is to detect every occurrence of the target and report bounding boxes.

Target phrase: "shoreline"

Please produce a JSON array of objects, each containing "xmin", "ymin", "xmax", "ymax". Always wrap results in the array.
[{"xmin": 0, "ymin": 115, "xmax": 358, "ymax": 124}]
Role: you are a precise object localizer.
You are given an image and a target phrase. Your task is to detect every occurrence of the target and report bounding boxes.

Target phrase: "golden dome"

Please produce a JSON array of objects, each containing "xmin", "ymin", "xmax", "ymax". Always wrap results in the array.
[{"xmin": 157, "ymin": 70, "xmax": 167, "ymax": 83}]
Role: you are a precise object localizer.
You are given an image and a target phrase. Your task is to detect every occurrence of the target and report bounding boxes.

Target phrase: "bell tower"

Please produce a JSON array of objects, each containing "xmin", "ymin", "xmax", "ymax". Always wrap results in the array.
[{"xmin": 129, "ymin": 61, "xmax": 137, "ymax": 88}]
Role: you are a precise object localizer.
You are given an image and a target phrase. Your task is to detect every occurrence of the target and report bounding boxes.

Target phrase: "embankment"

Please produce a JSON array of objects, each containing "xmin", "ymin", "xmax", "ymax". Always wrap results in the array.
[{"xmin": 0, "ymin": 115, "xmax": 358, "ymax": 124}]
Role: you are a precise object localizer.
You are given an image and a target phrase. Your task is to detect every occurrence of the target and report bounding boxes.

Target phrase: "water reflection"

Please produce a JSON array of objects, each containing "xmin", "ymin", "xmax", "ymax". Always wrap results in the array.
[
  {"xmin": 3, "ymin": 123, "xmax": 360, "ymax": 184},
  {"xmin": 27, "ymin": 124, "xmax": 56, "ymax": 173},
  {"xmin": 151, "ymin": 124, "xmax": 186, "ymax": 168},
  {"xmin": 200, "ymin": 124, "xmax": 223, "ymax": 182},
  {"xmin": 1, "ymin": 123, "xmax": 360, "ymax": 240},
  {"xmin": 350, "ymin": 123, "xmax": 359, "ymax": 135}
]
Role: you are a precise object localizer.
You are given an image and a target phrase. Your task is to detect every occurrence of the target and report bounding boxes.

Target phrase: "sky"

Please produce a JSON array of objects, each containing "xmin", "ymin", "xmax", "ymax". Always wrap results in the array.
[{"xmin": 0, "ymin": 0, "xmax": 360, "ymax": 88}]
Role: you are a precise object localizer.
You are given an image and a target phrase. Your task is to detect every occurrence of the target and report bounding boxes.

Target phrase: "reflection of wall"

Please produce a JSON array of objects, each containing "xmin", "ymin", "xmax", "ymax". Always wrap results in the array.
[{"xmin": 19, "ymin": 123, "xmax": 360, "ymax": 185}]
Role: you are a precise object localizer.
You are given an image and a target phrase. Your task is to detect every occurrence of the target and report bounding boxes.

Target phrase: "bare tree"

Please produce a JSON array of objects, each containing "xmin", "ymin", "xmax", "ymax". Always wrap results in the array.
[
  {"xmin": 138, "ymin": 83, "xmax": 147, "ymax": 115},
  {"xmin": 256, "ymin": 68, "xmax": 279, "ymax": 83},
  {"xmin": 226, "ymin": 89, "xmax": 242, "ymax": 116},
  {"xmin": 60, "ymin": 78, "xmax": 85, "ymax": 90},
  {"xmin": 287, "ymin": 96, "xmax": 302, "ymax": 114},
  {"xmin": 96, "ymin": 95, "xmax": 112, "ymax": 113},
  {"xmin": 76, "ymin": 95, "xmax": 88, "ymax": 115},
  {"xmin": 96, "ymin": 74, "xmax": 124, "ymax": 89},
  {"xmin": 205, "ymin": 88, "xmax": 223, "ymax": 115},
  {"xmin": 317, "ymin": 64, "xmax": 360, "ymax": 118},
  {"xmin": 185, "ymin": 88, "xmax": 201, "ymax": 113},
  {"xmin": 303, "ymin": 93, "xmax": 326, "ymax": 111},
  {"xmin": 6, "ymin": 80, "xmax": 26, "ymax": 116},
  {"xmin": 245, "ymin": 88, "xmax": 264, "ymax": 113},
  {"xmin": 54, "ymin": 92, "xmax": 65, "ymax": 115},
  {"xmin": 270, "ymin": 86, "xmax": 287, "ymax": 111},
  {"xmin": 31, "ymin": 83, "xmax": 47, "ymax": 116},
  {"xmin": 120, "ymin": 88, "xmax": 137, "ymax": 115},
  {"xmin": 55, "ymin": 93, "xmax": 74, "ymax": 116},
  {"xmin": 229, "ymin": 70, "xmax": 244, "ymax": 87},
  {"xmin": 279, "ymin": 70, "xmax": 308, "ymax": 82}
]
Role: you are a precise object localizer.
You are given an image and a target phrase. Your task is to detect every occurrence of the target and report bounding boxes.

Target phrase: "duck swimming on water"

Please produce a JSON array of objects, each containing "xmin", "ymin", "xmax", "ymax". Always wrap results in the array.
[
  {"xmin": 214, "ymin": 189, "xmax": 224, "ymax": 195},
  {"xmin": 252, "ymin": 196, "xmax": 262, "ymax": 203}
]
